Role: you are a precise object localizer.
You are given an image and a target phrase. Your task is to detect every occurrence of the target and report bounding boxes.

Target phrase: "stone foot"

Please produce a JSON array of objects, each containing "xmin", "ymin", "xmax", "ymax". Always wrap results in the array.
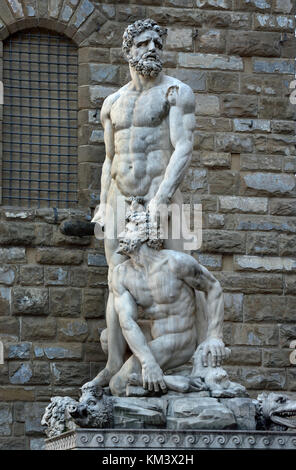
[{"xmin": 82, "ymin": 368, "xmax": 115, "ymax": 391}]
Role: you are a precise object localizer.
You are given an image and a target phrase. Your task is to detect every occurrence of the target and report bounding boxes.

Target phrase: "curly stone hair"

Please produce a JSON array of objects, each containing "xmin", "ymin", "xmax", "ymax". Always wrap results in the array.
[{"xmin": 122, "ymin": 18, "xmax": 167, "ymax": 59}]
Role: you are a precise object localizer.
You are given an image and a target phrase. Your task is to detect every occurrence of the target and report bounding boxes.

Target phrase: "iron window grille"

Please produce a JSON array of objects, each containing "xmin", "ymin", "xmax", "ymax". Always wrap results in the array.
[{"xmin": 2, "ymin": 28, "xmax": 78, "ymax": 208}]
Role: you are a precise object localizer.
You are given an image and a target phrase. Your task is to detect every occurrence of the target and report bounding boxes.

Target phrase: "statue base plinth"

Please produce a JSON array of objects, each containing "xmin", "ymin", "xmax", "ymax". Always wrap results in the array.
[{"xmin": 45, "ymin": 428, "xmax": 296, "ymax": 450}]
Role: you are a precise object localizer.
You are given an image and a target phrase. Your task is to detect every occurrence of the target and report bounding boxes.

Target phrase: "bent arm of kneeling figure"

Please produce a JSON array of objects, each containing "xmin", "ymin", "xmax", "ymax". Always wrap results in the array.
[{"xmin": 113, "ymin": 279, "xmax": 157, "ymax": 369}]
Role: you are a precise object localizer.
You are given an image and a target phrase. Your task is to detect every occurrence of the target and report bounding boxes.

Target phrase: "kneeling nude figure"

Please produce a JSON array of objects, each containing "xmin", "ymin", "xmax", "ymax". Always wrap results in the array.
[{"xmin": 101, "ymin": 201, "xmax": 226, "ymax": 397}]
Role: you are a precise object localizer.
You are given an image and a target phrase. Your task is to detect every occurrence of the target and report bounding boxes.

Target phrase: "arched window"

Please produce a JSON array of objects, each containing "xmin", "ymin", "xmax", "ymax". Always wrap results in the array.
[{"xmin": 2, "ymin": 29, "xmax": 78, "ymax": 208}]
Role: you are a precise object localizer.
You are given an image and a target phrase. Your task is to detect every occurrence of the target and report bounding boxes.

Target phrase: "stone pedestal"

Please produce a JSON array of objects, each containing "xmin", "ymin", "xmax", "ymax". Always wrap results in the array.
[{"xmin": 45, "ymin": 428, "xmax": 296, "ymax": 450}]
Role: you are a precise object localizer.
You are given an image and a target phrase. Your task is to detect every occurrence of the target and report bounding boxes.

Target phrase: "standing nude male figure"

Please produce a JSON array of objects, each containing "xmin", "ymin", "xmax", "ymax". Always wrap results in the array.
[{"xmin": 84, "ymin": 19, "xmax": 197, "ymax": 390}]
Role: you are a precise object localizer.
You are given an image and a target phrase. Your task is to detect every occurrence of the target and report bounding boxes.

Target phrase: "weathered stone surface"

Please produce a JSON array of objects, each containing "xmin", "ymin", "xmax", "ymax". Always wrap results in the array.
[
  {"xmin": 0, "ymin": 438, "xmax": 26, "ymax": 450},
  {"xmin": 208, "ymin": 213, "xmax": 225, "ymax": 228},
  {"xmin": 239, "ymin": 368, "xmax": 286, "ymax": 390},
  {"xmin": 197, "ymin": 251, "xmax": 223, "ymax": 271},
  {"xmin": 146, "ymin": 7, "xmax": 203, "ymax": 26},
  {"xmin": 50, "ymin": 362, "xmax": 90, "ymax": 386},
  {"xmin": 240, "ymin": 154, "xmax": 282, "ymax": 171},
  {"xmin": 208, "ymin": 171, "xmax": 240, "ymax": 195},
  {"xmin": 215, "ymin": 134, "xmax": 253, "ymax": 153},
  {"xmin": 113, "ymin": 397, "xmax": 166, "ymax": 426},
  {"xmin": 0, "ymin": 248, "xmax": 26, "ymax": 264},
  {"xmin": 24, "ymin": 403, "xmax": 46, "ymax": 436},
  {"xmin": 241, "ymin": 173, "xmax": 296, "ymax": 197},
  {"xmin": 168, "ymin": 397, "xmax": 236, "ymax": 430},
  {"xmin": 12, "ymin": 287, "xmax": 49, "ymax": 315},
  {"xmin": 0, "ymin": 387, "xmax": 34, "ymax": 402},
  {"xmin": 243, "ymin": 295, "xmax": 287, "ymax": 322},
  {"xmin": 9, "ymin": 362, "xmax": 50, "ymax": 385},
  {"xmin": 196, "ymin": 29, "xmax": 226, "ymax": 54},
  {"xmin": 253, "ymin": 58, "xmax": 295, "ymax": 74},
  {"xmin": 0, "ymin": 404, "xmax": 12, "ymax": 436},
  {"xmin": 235, "ymin": 214, "xmax": 296, "ymax": 233},
  {"xmin": 193, "ymin": 132, "xmax": 214, "ymax": 151},
  {"xmin": 233, "ymin": 324, "xmax": 278, "ymax": 346},
  {"xmin": 221, "ymin": 398, "xmax": 256, "ymax": 430},
  {"xmin": 279, "ymin": 234, "xmax": 296, "ymax": 256},
  {"xmin": 279, "ymin": 324, "xmax": 296, "ymax": 348},
  {"xmin": 195, "ymin": 94, "xmax": 220, "ymax": 116},
  {"xmin": 21, "ymin": 318, "xmax": 56, "ymax": 340},
  {"xmin": 36, "ymin": 248, "xmax": 84, "ymax": 265},
  {"xmin": 234, "ymin": 255, "xmax": 296, "ymax": 273},
  {"xmin": 181, "ymin": 168, "xmax": 207, "ymax": 192},
  {"xmin": 254, "ymin": 13, "xmax": 294, "ymax": 32},
  {"xmin": 0, "ymin": 223, "xmax": 35, "ymax": 246},
  {"xmin": 270, "ymin": 199, "xmax": 296, "ymax": 217},
  {"xmin": 224, "ymin": 347, "xmax": 261, "ymax": 366},
  {"xmin": 233, "ymin": 119, "xmax": 270, "ymax": 133},
  {"xmin": 221, "ymin": 95, "xmax": 258, "ymax": 118},
  {"xmin": 271, "ymin": 120, "xmax": 295, "ymax": 135},
  {"xmin": 49, "ymin": 288, "xmax": 81, "ymax": 317},
  {"xmin": 87, "ymin": 253, "xmax": 107, "ymax": 267},
  {"xmin": 227, "ymin": 31, "xmax": 280, "ymax": 57},
  {"xmin": 19, "ymin": 265, "xmax": 44, "ymax": 286},
  {"xmin": 216, "ymin": 272, "xmax": 283, "ymax": 294},
  {"xmin": 224, "ymin": 293, "xmax": 243, "ymax": 322},
  {"xmin": 233, "ymin": 0, "xmax": 271, "ymax": 11},
  {"xmin": 178, "ymin": 53, "xmax": 243, "ymax": 70},
  {"xmin": 202, "ymin": 230, "xmax": 245, "ymax": 254},
  {"xmin": 207, "ymin": 72, "xmax": 239, "ymax": 93},
  {"xmin": 0, "ymin": 287, "xmax": 11, "ymax": 316},
  {"xmin": 6, "ymin": 342, "xmax": 31, "ymax": 360},
  {"xmin": 202, "ymin": 11, "xmax": 251, "ymax": 30},
  {"xmin": 34, "ymin": 343, "xmax": 82, "ymax": 360},
  {"xmin": 259, "ymin": 97, "xmax": 295, "ymax": 120},
  {"xmin": 0, "ymin": 266, "xmax": 16, "ymax": 286},
  {"xmin": 246, "ymin": 233, "xmax": 278, "ymax": 256},
  {"xmin": 219, "ymin": 196, "xmax": 268, "ymax": 214},
  {"xmin": 166, "ymin": 68, "xmax": 206, "ymax": 91},
  {"xmin": 273, "ymin": 0, "xmax": 294, "ymax": 13},
  {"xmin": 196, "ymin": 0, "xmax": 232, "ymax": 8},
  {"xmin": 82, "ymin": 288, "xmax": 106, "ymax": 318},
  {"xmin": 44, "ymin": 267, "xmax": 69, "ymax": 286},
  {"xmin": 57, "ymin": 319, "xmax": 88, "ymax": 342},
  {"xmin": 166, "ymin": 27, "xmax": 192, "ymax": 51},
  {"xmin": 262, "ymin": 349, "xmax": 291, "ymax": 367}
]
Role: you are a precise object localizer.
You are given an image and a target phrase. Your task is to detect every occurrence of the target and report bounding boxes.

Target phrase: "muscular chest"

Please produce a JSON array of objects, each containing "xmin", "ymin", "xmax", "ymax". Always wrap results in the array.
[{"xmin": 110, "ymin": 89, "xmax": 169, "ymax": 131}]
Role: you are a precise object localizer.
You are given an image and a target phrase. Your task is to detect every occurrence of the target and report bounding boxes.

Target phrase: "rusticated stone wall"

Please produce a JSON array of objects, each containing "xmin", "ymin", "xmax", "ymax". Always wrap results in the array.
[{"xmin": 0, "ymin": 0, "xmax": 295, "ymax": 450}]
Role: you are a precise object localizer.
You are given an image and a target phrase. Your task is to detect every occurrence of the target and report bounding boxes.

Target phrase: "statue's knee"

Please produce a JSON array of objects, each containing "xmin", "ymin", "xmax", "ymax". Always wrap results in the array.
[{"xmin": 100, "ymin": 328, "xmax": 108, "ymax": 355}]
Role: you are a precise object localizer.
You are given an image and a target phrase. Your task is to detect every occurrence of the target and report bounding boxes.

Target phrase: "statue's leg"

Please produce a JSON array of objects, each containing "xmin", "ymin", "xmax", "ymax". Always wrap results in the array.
[
  {"xmin": 83, "ymin": 185, "xmax": 128, "ymax": 390},
  {"xmin": 109, "ymin": 332, "xmax": 196, "ymax": 396}
]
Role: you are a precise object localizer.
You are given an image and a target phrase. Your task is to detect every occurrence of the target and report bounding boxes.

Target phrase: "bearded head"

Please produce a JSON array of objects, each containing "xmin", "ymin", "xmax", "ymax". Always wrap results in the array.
[{"xmin": 122, "ymin": 18, "xmax": 167, "ymax": 78}]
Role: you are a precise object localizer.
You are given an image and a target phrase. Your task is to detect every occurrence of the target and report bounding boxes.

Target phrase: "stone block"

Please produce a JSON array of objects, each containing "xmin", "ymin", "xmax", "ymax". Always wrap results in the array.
[
  {"xmin": 201, "ymin": 152, "xmax": 231, "ymax": 169},
  {"xmin": 21, "ymin": 317, "xmax": 56, "ymax": 340},
  {"xmin": 224, "ymin": 293, "xmax": 243, "ymax": 322},
  {"xmin": 44, "ymin": 267, "xmax": 69, "ymax": 286},
  {"xmin": 9, "ymin": 362, "xmax": 50, "ymax": 385},
  {"xmin": 168, "ymin": 397, "xmax": 236, "ymax": 430},
  {"xmin": 195, "ymin": 94, "xmax": 220, "ymax": 116},
  {"xmin": 0, "ymin": 438, "xmax": 26, "ymax": 450},
  {"xmin": 19, "ymin": 265, "xmax": 44, "ymax": 286},
  {"xmin": 0, "ymin": 317, "xmax": 19, "ymax": 338},
  {"xmin": 166, "ymin": 69, "xmax": 206, "ymax": 92},
  {"xmin": 166, "ymin": 27, "xmax": 193, "ymax": 51},
  {"xmin": 82, "ymin": 288, "xmax": 106, "ymax": 319},
  {"xmin": 78, "ymin": 47, "xmax": 110, "ymax": 64},
  {"xmin": 0, "ymin": 403, "xmax": 12, "ymax": 436},
  {"xmin": 113, "ymin": 397, "xmax": 166, "ymax": 427},
  {"xmin": 224, "ymin": 347, "xmax": 261, "ymax": 366},
  {"xmin": 193, "ymin": 132, "xmax": 215, "ymax": 151},
  {"xmin": 207, "ymin": 72, "xmax": 239, "ymax": 93},
  {"xmin": 0, "ymin": 387, "xmax": 34, "ymax": 402},
  {"xmin": 233, "ymin": 0, "xmax": 271, "ymax": 11},
  {"xmin": 235, "ymin": 214, "xmax": 296, "ymax": 233},
  {"xmin": 233, "ymin": 119, "xmax": 270, "ymax": 133},
  {"xmin": 0, "ymin": 287, "xmax": 11, "ymax": 316},
  {"xmin": 219, "ymin": 196, "xmax": 268, "ymax": 214},
  {"xmin": 216, "ymin": 272, "xmax": 283, "ymax": 294},
  {"xmin": 221, "ymin": 398, "xmax": 256, "ymax": 430},
  {"xmin": 279, "ymin": 324, "xmax": 296, "ymax": 347},
  {"xmin": 57, "ymin": 318, "xmax": 88, "ymax": 342},
  {"xmin": 240, "ymin": 154, "xmax": 282, "ymax": 171},
  {"xmin": 50, "ymin": 362, "xmax": 90, "ymax": 386},
  {"xmin": 36, "ymin": 248, "xmax": 84, "ymax": 265},
  {"xmin": 208, "ymin": 170, "xmax": 240, "ymax": 195},
  {"xmin": 181, "ymin": 168, "xmax": 207, "ymax": 192},
  {"xmin": 196, "ymin": 29, "xmax": 226, "ymax": 54},
  {"xmin": 262, "ymin": 349, "xmax": 291, "ymax": 367},
  {"xmin": 208, "ymin": 213, "xmax": 225, "ymax": 228},
  {"xmin": 233, "ymin": 324, "xmax": 278, "ymax": 346},
  {"xmin": 266, "ymin": 134, "xmax": 296, "ymax": 156},
  {"xmin": 234, "ymin": 255, "xmax": 296, "ymax": 273},
  {"xmin": 24, "ymin": 403, "xmax": 46, "ymax": 436},
  {"xmin": 196, "ymin": 117, "xmax": 232, "ymax": 132},
  {"xmin": 146, "ymin": 7, "xmax": 203, "ymax": 26},
  {"xmin": 178, "ymin": 53, "xmax": 243, "ymax": 70},
  {"xmin": 227, "ymin": 31, "xmax": 280, "ymax": 57},
  {"xmin": 195, "ymin": 253, "xmax": 222, "ymax": 271},
  {"xmin": 279, "ymin": 234, "xmax": 296, "ymax": 256},
  {"xmin": 270, "ymin": 199, "xmax": 296, "ymax": 216},
  {"xmin": 202, "ymin": 230, "xmax": 245, "ymax": 254},
  {"xmin": 87, "ymin": 253, "xmax": 107, "ymax": 267},
  {"xmin": 241, "ymin": 173, "xmax": 296, "ymax": 197},
  {"xmin": 34, "ymin": 343, "xmax": 82, "ymax": 360},
  {"xmin": 87, "ymin": 268, "xmax": 108, "ymax": 287},
  {"xmin": 196, "ymin": 0, "xmax": 232, "ymax": 8},
  {"xmin": 246, "ymin": 233, "xmax": 278, "ymax": 256},
  {"xmin": 12, "ymin": 287, "xmax": 49, "ymax": 315},
  {"xmin": 273, "ymin": 0, "xmax": 294, "ymax": 13},
  {"xmin": 253, "ymin": 58, "xmax": 295, "ymax": 74},
  {"xmin": 70, "ymin": 267, "xmax": 88, "ymax": 287},
  {"xmin": 6, "ymin": 342, "xmax": 31, "ymax": 360},
  {"xmin": 215, "ymin": 134, "xmax": 253, "ymax": 153},
  {"xmin": 241, "ymin": 74, "xmax": 285, "ymax": 96},
  {"xmin": 259, "ymin": 96, "xmax": 295, "ymax": 120},
  {"xmin": 243, "ymin": 294, "xmax": 287, "ymax": 322},
  {"xmin": 239, "ymin": 368, "xmax": 286, "ymax": 390},
  {"xmin": 254, "ymin": 13, "xmax": 294, "ymax": 32},
  {"xmin": 0, "ymin": 248, "xmax": 26, "ymax": 264},
  {"xmin": 49, "ymin": 288, "xmax": 82, "ymax": 317},
  {"xmin": 221, "ymin": 95, "xmax": 258, "ymax": 118}
]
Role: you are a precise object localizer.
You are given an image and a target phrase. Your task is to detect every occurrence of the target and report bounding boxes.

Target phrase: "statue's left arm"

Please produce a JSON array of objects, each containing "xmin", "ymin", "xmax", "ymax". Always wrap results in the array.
[
  {"xmin": 178, "ymin": 257, "xmax": 226, "ymax": 367},
  {"xmin": 148, "ymin": 83, "xmax": 195, "ymax": 210}
]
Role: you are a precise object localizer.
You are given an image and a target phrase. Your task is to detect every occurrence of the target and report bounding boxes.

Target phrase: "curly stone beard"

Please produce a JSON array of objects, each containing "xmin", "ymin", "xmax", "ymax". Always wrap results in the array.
[
  {"xmin": 129, "ymin": 53, "xmax": 163, "ymax": 78},
  {"xmin": 118, "ymin": 238, "xmax": 143, "ymax": 255}
]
